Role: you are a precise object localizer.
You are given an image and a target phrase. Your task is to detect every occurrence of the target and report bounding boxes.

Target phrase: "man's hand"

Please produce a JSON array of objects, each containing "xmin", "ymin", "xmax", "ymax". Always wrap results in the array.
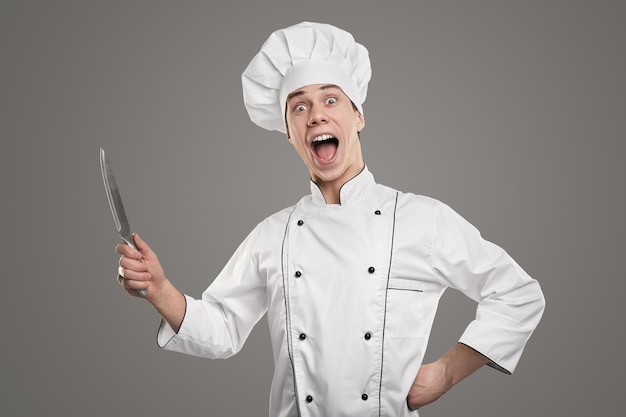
[
  {"xmin": 116, "ymin": 233, "xmax": 166, "ymax": 298},
  {"xmin": 407, "ymin": 343, "xmax": 490, "ymax": 411},
  {"xmin": 407, "ymin": 361, "xmax": 451, "ymax": 411},
  {"xmin": 115, "ymin": 232, "xmax": 186, "ymax": 331}
]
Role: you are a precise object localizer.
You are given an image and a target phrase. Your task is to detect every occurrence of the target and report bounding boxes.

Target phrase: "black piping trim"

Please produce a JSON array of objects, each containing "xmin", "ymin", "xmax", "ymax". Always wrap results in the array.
[
  {"xmin": 378, "ymin": 192, "xmax": 399, "ymax": 416},
  {"xmin": 281, "ymin": 207, "xmax": 302, "ymax": 416}
]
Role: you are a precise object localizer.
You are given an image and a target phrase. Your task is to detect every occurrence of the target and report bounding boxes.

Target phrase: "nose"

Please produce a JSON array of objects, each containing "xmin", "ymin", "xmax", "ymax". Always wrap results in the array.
[{"xmin": 307, "ymin": 104, "xmax": 328, "ymax": 126}]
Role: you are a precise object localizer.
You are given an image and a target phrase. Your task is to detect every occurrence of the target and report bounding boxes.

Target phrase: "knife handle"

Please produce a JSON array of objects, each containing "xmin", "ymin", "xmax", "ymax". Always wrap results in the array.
[{"xmin": 122, "ymin": 236, "xmax": 148, "ymax": 297}]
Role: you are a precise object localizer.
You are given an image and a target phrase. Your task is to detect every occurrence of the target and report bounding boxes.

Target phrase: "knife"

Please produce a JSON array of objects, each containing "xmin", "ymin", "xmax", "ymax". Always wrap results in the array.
[{"xmin": 100, "ymin": 147, "xmax": 148, "ymax": 297}]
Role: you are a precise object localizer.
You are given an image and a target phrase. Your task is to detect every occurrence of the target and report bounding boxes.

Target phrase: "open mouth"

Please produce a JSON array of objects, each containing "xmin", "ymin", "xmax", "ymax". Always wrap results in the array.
[{"xmin": 312, "ymin": 134, "xmax": 339, "ymax": 163}]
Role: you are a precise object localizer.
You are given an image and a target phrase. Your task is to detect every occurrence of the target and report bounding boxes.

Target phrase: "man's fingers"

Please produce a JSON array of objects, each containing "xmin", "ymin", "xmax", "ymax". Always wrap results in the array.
[
  {"xmin": 118, "ymin": 267, "xmax": 150, "ymax": 282},
  {"xmin": 118, "ymin": 271, "xmax": 149, "ymax": 288},
  {"xmin": 115, "ymin": 242, "xmax": 142, "ymax": 260},
  {"xmin": 113, "ymin": 232, "xmax": 158, "ymax": 298},
  {"xmin": 119, "ymin": 255, "xmax": 148, "ymax": 272},
  {"xmin": 118, "ymin": 252, "xmax": 151, "ymax": 281},
  {"xmin": 132, "ymin": 233, "xmax": 154, "ymax": 258},
  {"xmin": 117, "ymin": 274, "xmax": 149, "ymax": 297}
]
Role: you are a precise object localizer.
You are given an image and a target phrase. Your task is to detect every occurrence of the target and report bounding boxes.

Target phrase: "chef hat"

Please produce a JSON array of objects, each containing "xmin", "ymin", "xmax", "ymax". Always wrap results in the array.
[{"xmin": 242, "ymin": 21, "xmax": 371, "ymax": 133}]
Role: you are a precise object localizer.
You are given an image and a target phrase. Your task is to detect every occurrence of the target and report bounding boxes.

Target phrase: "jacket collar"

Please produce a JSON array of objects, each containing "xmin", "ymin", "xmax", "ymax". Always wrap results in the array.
[{"xmin": 310, "ymin": 165, "xmax": 375, "ymax": 205}]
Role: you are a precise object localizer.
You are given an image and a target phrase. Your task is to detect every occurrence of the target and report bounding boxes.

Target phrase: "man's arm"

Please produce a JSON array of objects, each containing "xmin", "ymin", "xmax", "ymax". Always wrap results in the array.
[
  {"xmin": 407, "ymin": 342, "xmax": 489, "ymax": 411},
  {"xmin": 116, "ymin": 232, "xmax": 186, "ymax": 332}
]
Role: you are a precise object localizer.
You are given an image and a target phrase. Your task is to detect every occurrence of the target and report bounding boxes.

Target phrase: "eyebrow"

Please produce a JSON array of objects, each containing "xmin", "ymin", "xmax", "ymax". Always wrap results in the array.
[{"xmin": 286, "ymin": 84, "xmax": 341, "ymax": 102}]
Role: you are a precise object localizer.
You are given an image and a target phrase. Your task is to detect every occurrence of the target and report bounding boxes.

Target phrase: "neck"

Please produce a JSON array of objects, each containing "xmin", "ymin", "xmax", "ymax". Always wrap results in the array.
[
  {"xmin": 317, "ymin": 182, "xmax": 343, "ymax": 205},
  {"xmin": 312, "ymin": 162, "xmax": 365, "ymax": 205}
]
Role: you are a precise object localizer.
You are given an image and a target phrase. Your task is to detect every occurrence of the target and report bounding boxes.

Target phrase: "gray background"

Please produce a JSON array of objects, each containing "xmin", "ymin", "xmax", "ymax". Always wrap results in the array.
[{"xmin": 1, "ymin": 1, "xmax": 624, "ymax": 416}]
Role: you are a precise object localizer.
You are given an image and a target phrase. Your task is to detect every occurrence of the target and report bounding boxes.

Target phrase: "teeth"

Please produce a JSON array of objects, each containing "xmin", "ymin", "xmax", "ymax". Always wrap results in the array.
[{"xmin": 312, "ymin": 134, "xmax": 334, "ymax": 142}]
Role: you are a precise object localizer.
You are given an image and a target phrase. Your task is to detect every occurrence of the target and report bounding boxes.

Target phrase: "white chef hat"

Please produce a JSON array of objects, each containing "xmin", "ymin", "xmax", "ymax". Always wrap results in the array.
[{"xmin": 242, "ymin": 21, "xmax": 371, "ymax": 133}]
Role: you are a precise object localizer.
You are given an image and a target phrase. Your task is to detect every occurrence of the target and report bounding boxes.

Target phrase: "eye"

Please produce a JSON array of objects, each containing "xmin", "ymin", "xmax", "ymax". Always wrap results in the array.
[
  {"xmin": 294, "ymin": 104, "xmax": 307, "ymax": 112},
  {"xmin": 326, "ymin": 97, "xmax": 337, "ymax": 105}
]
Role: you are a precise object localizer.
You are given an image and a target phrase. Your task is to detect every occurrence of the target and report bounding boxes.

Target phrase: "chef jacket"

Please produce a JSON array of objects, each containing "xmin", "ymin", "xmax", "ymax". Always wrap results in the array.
[{"xmin": 157, "ymin": 166, "xmax": 545, "ymax": 417}]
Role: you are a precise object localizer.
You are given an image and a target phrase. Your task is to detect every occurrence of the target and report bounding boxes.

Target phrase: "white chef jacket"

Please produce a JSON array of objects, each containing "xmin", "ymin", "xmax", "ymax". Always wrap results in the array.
[{"xmin": 157, "ymin": 166, "xmax": 545, "ymax": 417}]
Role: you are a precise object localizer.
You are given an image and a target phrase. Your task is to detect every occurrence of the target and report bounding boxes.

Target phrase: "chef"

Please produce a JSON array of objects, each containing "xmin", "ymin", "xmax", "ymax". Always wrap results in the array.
[{"xmin": 116, "ymin": 22, "xmax": 545, "ymax": 417}]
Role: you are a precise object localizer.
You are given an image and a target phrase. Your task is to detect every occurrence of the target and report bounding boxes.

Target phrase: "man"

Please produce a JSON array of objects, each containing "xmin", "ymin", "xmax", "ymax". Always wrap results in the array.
[{"xmin": 116, "ymin": 22, "xmax": 545, "ymax": 416}]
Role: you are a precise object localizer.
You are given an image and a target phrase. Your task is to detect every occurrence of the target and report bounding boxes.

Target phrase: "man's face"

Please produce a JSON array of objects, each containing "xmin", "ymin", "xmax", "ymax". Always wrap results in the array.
[{"xmin": 285, "ymin": 84, "xmax": 365, "ymax": 191}]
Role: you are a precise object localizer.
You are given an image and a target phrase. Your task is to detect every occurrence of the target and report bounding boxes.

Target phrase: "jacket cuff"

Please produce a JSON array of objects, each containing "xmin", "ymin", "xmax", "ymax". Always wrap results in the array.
[{"xmin": 458, "ymin": 315, "xmax": 535, "ymax": 375}]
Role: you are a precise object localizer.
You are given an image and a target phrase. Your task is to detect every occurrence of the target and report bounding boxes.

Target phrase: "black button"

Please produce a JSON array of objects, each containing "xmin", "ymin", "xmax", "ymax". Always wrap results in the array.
[
  {"xmin": 299, "ymin": 333, "xmax": 306, "ymax": 340},
  {"xmin": 364, "ymin": 332, "xmax": 372, "ymax": 340},
  {"xmin": 306, "ymin": 395, "xmax": 313, "ymax": 403},
  {"xmin": 374, "ymin": 210, "xmax": 381, "ymax": 215},
  {"xmin": 368, "ymin": 267, "xmax": 375, "ymax": 274},
  {"xmin": 295, "ymin": 271, "xmax": 302, "ymax": 278},
  {"xmin": 361, "ymin": 394, "xmax": 369, "ymax": 401},
  {"xmin": 297, "ymin": 220, "xmax": 304, "ymax": 226}
]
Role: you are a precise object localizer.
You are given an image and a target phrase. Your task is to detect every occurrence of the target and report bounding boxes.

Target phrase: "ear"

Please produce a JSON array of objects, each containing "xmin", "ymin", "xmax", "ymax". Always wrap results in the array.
[
  {"xmin": 356, "ymin": 111, "xmax": 365, "ymax": 132},
  {"xmin": 285, "ymin": 120, "xmax": 291, "ymax": 143}
]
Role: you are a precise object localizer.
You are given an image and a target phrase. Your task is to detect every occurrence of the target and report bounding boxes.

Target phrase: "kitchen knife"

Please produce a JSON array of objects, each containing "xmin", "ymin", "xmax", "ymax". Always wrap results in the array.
[{"xmin": 100, "ymin": 147, "xmax": 148, "ymax": 297}]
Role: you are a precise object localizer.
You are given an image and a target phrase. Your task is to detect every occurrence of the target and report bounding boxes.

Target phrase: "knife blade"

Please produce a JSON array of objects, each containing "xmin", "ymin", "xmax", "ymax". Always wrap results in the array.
[{"xmin": 100, "ymin": 147, "xmax": 147, "ymax": 297}]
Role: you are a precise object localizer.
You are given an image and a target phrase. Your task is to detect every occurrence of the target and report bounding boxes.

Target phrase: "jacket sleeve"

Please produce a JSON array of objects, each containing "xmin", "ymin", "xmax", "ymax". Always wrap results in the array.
[
  {"xmin": 431, "ymin": 201, "xmax": 545, "ymax": 374},
  {"xmin": 156, "ymin": 222, "xmax": 268, "ymax": 359}
]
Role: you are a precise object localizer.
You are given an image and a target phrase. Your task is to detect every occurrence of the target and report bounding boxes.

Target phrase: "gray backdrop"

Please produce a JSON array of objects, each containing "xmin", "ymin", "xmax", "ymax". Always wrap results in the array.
[{"xmin": 2, "ymin": 1, "xmax": 624, "ymax": 416}]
